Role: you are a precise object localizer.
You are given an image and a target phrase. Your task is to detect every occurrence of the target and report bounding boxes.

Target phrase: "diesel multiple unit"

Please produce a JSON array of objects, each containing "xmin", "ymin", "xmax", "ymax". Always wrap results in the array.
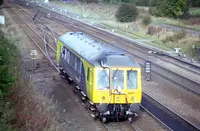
[{"xmin": 56, "ymin": 32, "xmax": 142, "ymax": 122}]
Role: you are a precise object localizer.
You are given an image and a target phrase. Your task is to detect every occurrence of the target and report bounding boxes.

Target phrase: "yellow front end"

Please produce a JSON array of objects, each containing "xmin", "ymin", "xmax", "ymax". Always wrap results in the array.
[{"xmin": 92, "ymin": 67, "xmax": 142, "ymax": 104}]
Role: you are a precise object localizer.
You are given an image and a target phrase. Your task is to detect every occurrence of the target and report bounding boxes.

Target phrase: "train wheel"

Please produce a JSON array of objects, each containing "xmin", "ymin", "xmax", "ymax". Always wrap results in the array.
[
  {"xmin": 85, "ymin": 100, "xmax": 90, "ymax": 109},
  {"xmin": 94, "ymin": 111, "xmax": 100, "ymax": 120},
  {"xmin": 100, "ymin": 116, "xmax": 107, "ymax": 123},
  {"xmin": 128, "ymin": 117, "xmax": 133, "ymax": 123}
]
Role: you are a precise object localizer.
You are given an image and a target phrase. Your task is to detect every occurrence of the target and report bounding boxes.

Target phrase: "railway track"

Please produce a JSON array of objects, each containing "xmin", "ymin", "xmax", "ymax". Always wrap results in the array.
[
  {"xmin": 34, "ymin": 7, "xmax": 200, "ymax": 96},
  {"xmin": 20, "ymin": 1, "xmax": 200, "ymax": 96},
  {"xmin": 6, "ymin": 2, "xmax": 137, "ymax": 131},
  {"xmin": 8, "ymin": 2, "xmax": 58, "ymax": 71},
  {"xmin": 10, "ymin": 1, "xmax": 200, "ymax": 130},
  {"xmin": 141, "ymin": 92, "xmax": 199, "ymax": 131}
]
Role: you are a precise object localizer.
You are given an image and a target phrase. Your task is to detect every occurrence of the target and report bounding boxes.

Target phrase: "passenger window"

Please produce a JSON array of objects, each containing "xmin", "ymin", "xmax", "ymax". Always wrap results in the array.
[
  {"xmin": 72, "ymin": 54, "xmax": 75, "ymax": 67},
  {"xmin": 77, "ymin": 58, "xmax": 80, "ymax": 73},
  {"xmin": 70, "ymin": 53, "xmax": 73, "ymax": 66},
  {"xmin": 87, "ymin": 67, "xmax": 90, "ymax": 82},
  {"xmin": 64, "ymin": 49, "xmax": 67, "ymax": 60},
  {"xmin": 79, "ymin": 61, "xmax": 82, "ymax": 74},
  {"xmin": 75, "ymin": 56, "xmax": 78, "ymax": 70},
  {"xmin": 61, "ymin": 47, "xmax": 65, "ymax": 58},
  {"xmin": 67, "ymin": 51, "xmax": 70, "ymax": 63}
]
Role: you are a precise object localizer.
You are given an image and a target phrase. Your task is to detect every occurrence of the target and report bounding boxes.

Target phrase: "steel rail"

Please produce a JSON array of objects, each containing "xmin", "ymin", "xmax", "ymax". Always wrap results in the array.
[
  {"xmin": 9, "ymin": 3, "xmax": 58, "ymax": 72},
  {"xmin": 28, "ymin": 1, "xmax": 200, "ymax": 72},
  {"xmin": 32, "ymin": 2, "xmax": 200, "ymax": 81},
  {"xmin": 14, "ymin": 3, "xmax": 59, "ymax": 45},
  {"xmin": 14, "ymin": 1, "xmax": 200, "ymax": 130},
  {"xmin": 140, "ymin": 92, "xmax": 200, "ymax": 131},
  {"xmin": 12, "ymin": 3, "xmax": 57, "ymax": 52}
]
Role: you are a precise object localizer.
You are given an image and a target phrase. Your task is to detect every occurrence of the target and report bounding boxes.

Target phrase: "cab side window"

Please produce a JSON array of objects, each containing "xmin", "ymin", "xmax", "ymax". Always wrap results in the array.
[
  {"xmin": 87, "ymin": 67, "xmax": 90, "ymax": 82},
  {"xmin": 64, "ymin": 48, "xmax": 67, "ymax": 60},
  {"xmin": 67, "ymin": 50, "xmax": 70, "ymax": 63},
  {"xmin": 61, "ymin": 47, "xmax": 65, "ymax": 58}
]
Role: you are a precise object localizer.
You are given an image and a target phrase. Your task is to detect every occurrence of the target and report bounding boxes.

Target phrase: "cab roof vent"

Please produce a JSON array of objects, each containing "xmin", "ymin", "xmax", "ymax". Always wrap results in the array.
[{"xmin": 69, "ymin": 32, "xmax": 83, "ymax": 35}]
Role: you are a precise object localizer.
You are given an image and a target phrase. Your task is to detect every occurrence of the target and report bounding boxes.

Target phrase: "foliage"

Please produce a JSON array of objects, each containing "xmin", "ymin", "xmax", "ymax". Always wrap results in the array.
[
  {"xmin": 149, "ymin": 0, "xmax": 188, "ymax": 18},
  {"xmin": 162, "ymin": 31, "xmax": 186, "ymax": 43},
  {"xmin": 189, "ymin": 7, "xmax": 200, "ymax": 17},
  {"xmin": 191, "ymin": 0, "xmax": 200, "ymax": 7},
  {"xmin": 0, "ymin": 101, "xmax": 14, "ymax": 131},
  {"xmin": 0, "ymin": 29, "xmax": 19, "ymax": 130},
  {"xmin": 0, "ymin": 0, "xmax": 3, "ymax": 6},
  {"xmin": 147, "ymin": 26, "xmax": 162, "ymax": 35},
  {"xmin": 192, "ymin": 36, "xmax": 200, "ymax": 59},
  {"xmin": 0, "ymin": 31, "xmax": 19, "ymax": 97},
  {"xmin": 115, "ymin": 3, "xmax": 138, "ymax": 22},
  {"xmin": 142, "ymin": 15, "xmax": 152, "ymax": 26}
]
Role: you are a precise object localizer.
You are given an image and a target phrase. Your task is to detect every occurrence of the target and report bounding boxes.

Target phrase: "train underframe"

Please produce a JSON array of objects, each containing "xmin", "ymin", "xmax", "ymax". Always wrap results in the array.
[{"xmin": 93, "ymin": 103, "xmax": 139, "ymax": 123}]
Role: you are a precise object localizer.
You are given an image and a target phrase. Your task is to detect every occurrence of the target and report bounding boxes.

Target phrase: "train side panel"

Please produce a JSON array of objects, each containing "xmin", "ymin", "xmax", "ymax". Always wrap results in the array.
[
  {"xmin": 57, "ymin": 40, "xmax": 94, "ymax": 101},
  {"xmin": 82, "ymin": 59, "xmax": 94, "ymax": 101}
]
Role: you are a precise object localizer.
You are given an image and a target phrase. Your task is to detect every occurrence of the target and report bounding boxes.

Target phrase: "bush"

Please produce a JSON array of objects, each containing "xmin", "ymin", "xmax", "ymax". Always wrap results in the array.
[
  {"xmin": 149, "ymin": 0, "xmax": 188, "ymax": 18},
  {"xmin": 0, "ymin": 29, "xmax": 19, "ymax": 130},
  {"xmin": 0, "ymin": 31, "xmax": 19, "ymax": 97},
  {"xmin": 191, "ymin": 0, "xmax": 200, "ymax": 7},
  {"xmin": 147, "ymin": 26, "xmax": 162, "ymax": 35},
  {"xmin": 115, "ymin": 3, "xmax": 138, "ymax": 23},
  {"xmin": 142, "ymin": 15, "xmax": 151, "ymax": 26},
  {"xmin": 162, "ymin": 31, "xmax": 186, "ymax": 43},
  {"xmin": 0, "ymin": 101, "xmax": 13, "ymax": 131}
]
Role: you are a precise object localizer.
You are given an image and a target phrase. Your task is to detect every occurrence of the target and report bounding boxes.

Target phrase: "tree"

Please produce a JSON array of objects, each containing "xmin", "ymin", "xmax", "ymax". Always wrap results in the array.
[
  {"xmin": 191, "ymin": 0, "xmax": 200, "ymax": 7},
  {"xmin": 115, "ymin": 3, "xmax": 138, "ymax": 22},
  {"xmin": 149, "ymin": 0, "xmax": 188, "ymax": 18},
  {"xmin": 0, "ymin": 0, "xmax": 3, "ymax": 6}
]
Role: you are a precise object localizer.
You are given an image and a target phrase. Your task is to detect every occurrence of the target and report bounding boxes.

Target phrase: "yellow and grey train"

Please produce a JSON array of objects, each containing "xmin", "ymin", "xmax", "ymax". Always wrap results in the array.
[{"xmin": 56, "ymin": 32, "xmax": 142, "ymax": 122}]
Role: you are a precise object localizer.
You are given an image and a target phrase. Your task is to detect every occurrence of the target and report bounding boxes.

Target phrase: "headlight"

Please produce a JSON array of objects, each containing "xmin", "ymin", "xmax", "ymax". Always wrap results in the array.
[
  {"xmin": 131, "ymin": 96, "xmax": 135, "ymax": 101},
  {"xmin": 102, "ymin": 96, "xmax": 106, "ymax": 100}
]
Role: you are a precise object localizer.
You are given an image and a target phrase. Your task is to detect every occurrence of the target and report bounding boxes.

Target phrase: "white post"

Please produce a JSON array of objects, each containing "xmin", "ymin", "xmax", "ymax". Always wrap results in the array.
[{"xmin": 0, "ymin": 15, "xmax": 5, "ymax": 25}]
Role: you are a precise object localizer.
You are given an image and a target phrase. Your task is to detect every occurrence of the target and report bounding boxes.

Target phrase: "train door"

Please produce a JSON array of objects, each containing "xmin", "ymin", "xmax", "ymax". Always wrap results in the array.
[
  {"xmin": 80, "ymin": 62, "xmax": 87, "ymax": 94},
  {"xmin": 86, "ymin": 67, "xmax": 92, "ymax": 100}
]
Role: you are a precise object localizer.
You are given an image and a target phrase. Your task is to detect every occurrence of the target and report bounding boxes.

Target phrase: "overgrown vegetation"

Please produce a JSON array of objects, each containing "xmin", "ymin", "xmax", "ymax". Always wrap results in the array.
[
  {"xmin": 149, "ymin": 0, "xmax": 188, "ymax": 18},
  {"xmin": 193, "ymin": 36, "xmax": 200, "ymax": 59},
  {"xmin": 142, "ymin": 15, "xmax": 151, "ymax": 26},
  {"xmin": 162, "ymin": 31, "xmax": 186, "ymax": 43},
  {"xmin": 115, "ymin": 3, "xmax": 138, "ymax": 22},
  {"xmin": 149, "ymin": 0, "xmax": 200, "ymax": 18},
  {"xmin": 0, "ymin": 30, "xmax": 19, "ymax": 130}
]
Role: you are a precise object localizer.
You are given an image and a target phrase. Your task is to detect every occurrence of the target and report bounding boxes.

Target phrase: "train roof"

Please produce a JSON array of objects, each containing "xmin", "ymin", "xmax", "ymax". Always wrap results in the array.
[{"xmin": 59, "ymin": 32, "xmax": 140, "ymax": 67}]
